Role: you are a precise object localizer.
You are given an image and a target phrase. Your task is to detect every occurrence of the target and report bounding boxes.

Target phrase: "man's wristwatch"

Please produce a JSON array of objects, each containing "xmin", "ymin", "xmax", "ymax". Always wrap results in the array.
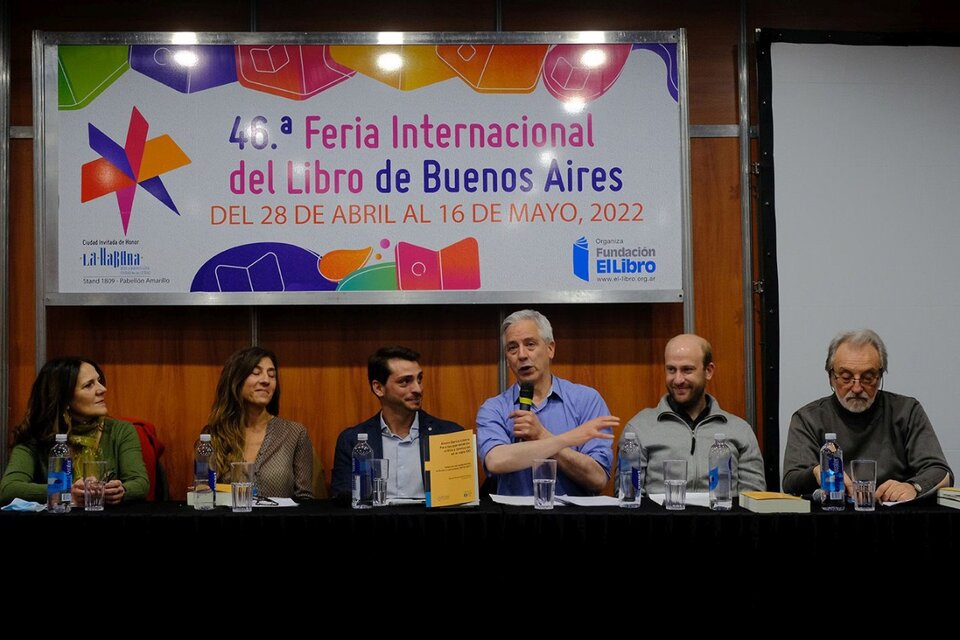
[{"xmin": 911, "ymin": 481, "xmax": 923, "ymax": 496}]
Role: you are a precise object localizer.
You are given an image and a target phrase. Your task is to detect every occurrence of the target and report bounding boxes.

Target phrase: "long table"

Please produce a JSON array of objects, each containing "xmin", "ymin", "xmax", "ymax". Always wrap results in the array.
[{"xmin": 4, "ymin": 498, "xmax": 956, "ymax": 560}]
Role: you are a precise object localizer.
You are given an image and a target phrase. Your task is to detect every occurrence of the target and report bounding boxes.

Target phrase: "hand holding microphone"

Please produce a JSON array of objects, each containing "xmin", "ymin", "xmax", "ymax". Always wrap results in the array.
[{"xmin": 512, "ymin": 382, "xmax": 536, "ymax": 443}]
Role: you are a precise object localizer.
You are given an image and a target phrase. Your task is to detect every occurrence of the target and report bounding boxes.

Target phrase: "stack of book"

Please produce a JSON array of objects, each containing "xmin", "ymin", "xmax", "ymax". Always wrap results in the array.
[
  {"xmin": 215, "ymin": 483, "xmax": 233, "ymax": 507},
  {"xmin": 739, "ymin": 491, "xmax": 810, "ymax": 513},
  {"xmin": 937, "ymin": 487, "xmax": 960, "ymax": 510}
]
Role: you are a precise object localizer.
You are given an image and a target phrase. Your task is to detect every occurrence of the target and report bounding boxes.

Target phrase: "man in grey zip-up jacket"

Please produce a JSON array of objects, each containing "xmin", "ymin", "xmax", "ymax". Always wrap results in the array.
[{"xmin": 616, "ymin": 334, "xmax": 766, "ymax": 495}]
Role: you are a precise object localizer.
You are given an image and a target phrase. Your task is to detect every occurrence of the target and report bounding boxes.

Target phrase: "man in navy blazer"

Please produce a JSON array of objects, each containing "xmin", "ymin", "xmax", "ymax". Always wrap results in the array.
[{"xmin": 332, "ymin": 346, "xmax": 464, "ymax": 499}]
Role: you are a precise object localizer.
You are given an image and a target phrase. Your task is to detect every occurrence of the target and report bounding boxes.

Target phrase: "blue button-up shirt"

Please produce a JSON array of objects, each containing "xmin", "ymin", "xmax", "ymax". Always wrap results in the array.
[
  {"xmin": 476, "ymin": 376, "xmax": 613, "ymax": 496},
  {"xmin": 380, "ymin": 412, "xmax": 424, "ymax": 499}
]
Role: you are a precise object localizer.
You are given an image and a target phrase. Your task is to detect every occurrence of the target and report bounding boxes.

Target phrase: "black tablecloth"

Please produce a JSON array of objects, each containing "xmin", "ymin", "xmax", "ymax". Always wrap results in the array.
[{"xmin": 4, "ymin": 498, "xmax": 956, "ymax": 560}]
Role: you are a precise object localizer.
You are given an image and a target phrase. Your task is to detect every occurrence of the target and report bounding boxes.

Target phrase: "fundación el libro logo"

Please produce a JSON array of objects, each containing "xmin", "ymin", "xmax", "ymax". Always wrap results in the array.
[{"xmin": 572, "ymin": 236, "xmax": 658, "ymax": 283}]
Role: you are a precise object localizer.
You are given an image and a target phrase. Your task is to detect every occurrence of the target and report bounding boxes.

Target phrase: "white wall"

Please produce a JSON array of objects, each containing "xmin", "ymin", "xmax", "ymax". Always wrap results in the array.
[{"xmin": 772, "ymin": 41, "xmax": 960, "ymax": 484}]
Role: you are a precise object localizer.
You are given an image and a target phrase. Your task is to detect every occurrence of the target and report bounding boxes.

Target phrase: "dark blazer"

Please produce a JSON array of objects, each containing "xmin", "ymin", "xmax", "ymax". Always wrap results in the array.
[{"xmin": 331, "ymin": 410, "xmax": 464, "ymax": 496}]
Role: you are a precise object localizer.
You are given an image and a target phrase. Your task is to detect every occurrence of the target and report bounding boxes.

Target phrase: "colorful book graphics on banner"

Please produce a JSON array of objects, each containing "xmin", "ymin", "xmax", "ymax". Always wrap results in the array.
[
  {"xmin": 424, "ymin": 431, "xmax": 479, "ymax": 508},
  {"xmin": 48, "ymin": 39, "xmax": 686, "ymax": 302}
]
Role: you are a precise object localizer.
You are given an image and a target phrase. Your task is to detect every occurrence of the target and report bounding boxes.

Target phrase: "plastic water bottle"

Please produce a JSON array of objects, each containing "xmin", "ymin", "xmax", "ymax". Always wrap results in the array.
[
  {"xmin": 193, "ymin": 433, "xmax": 215, "ymax": 511},
  {"xmin": 618, "ymin": 432, "xmax": 642, "ymax": 508},
  {"xmin": 47, "ymin": 433, "xmax": 73, "ymax": 513},
  {"xmin": 708, "ymin": 433, "xmax": 733, "ymax": 511},
  {"xmin": 351, "ymin": 433, "xmax": 373, "ymax": 509},
  {"xmin": 819, "ymin": 433, "xmax": 845, "ymax": 511}
]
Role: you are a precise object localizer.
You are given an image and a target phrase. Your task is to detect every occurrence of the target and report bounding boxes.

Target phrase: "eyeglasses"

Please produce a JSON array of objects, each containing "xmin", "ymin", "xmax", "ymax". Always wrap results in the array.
[
  {"xmin": 253, "ymin": 494, "xmax": 278, "ymax": 506},
  {"xmin": 832, "ymin": 369, "xmax": 881, "ymax": 387}
]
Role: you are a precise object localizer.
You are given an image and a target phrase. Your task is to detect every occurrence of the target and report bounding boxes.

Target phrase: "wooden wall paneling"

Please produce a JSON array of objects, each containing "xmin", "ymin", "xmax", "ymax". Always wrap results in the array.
[
  {"xmin": 7, "ymin": 140, "xmax": 36, "ymax": 442},
  {"xmin": 544, "ymin": 303, "xmax": 684, "ymax": 494},
  {"xmin": 6, "ymin": 1, "xmax": 255, "ymax": 491},
  {"xmin": 44, "ymin": 306, "xmax": 251, "ymax": 498},
  {"xmin": 259, "ymin": 302, "xmax": 686, "ymax": 495},
  {"xmin": 690, "ymin": 137, "xmax": 746, "ymax": 418},
  {"xmin": 4, "ymin": 0, "xmax": 774, "ymax": 499},
  {"xmin": 255, "ymin": 0, "xmax": 498, "ymax": 31},
  {"xmin": 544, "ymin": 304, "xmax": 682, "ymax": 429},
  {"xmin": 259, "ymin": 305, "xmax": 501, "ymax": 489}
]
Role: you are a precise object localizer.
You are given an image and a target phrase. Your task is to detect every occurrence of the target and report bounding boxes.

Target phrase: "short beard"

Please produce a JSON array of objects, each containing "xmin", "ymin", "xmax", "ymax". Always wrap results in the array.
[
  {"xmin": 836, "ymin": 389, "xmax": 876, "ymax": 413},
  {"xmin": 670, "ymin": 385, "xmax": 705, "ymax": 413}
]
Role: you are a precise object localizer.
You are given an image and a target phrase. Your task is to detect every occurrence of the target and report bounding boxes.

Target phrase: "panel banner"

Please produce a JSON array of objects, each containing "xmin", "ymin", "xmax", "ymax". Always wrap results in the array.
[{"xmin": 44, "ymin": 34, "xmax": 685, "ymax": 303}]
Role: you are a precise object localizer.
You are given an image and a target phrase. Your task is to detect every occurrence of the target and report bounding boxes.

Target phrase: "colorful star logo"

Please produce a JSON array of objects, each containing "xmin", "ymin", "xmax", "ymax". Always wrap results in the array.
[{"xmin": 81, "ymin": 106, "xmax": 191, "ymax": 235}]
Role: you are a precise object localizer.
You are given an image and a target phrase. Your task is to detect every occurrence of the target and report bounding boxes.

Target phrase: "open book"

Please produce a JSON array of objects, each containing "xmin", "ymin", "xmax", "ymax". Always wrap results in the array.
[{"xmin": 423, "ymin": 431, "xmax": 479, "ymax": 508}]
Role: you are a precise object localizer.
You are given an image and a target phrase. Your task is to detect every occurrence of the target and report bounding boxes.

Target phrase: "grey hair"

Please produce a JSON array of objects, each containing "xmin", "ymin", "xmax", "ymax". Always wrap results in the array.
[
  {"xmin": 825, "ymin": 329, "xmax": 888, "ymax": 373},
  {"xmin": 501, "ymin": 309, "xmax": 554, "ymax": 347}
]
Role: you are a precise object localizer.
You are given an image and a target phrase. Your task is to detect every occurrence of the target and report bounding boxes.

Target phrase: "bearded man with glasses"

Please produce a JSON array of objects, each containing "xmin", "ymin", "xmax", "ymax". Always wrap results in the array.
[{"xmin": 782, "ymin": 329, "xmax": 952, "ymax": 502}]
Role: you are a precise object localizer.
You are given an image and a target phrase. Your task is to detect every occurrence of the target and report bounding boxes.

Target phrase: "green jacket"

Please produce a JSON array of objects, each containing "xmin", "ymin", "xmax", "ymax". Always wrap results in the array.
[{"xmin": 0, "ymin": 417, "xmax": 149, "ymax": 504}]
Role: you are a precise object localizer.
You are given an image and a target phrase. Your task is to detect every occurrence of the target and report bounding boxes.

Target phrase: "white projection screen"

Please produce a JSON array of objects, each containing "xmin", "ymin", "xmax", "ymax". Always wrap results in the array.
[{"xmin": 757, "ymin": 30, "xmax": 960, "ymax": 488}]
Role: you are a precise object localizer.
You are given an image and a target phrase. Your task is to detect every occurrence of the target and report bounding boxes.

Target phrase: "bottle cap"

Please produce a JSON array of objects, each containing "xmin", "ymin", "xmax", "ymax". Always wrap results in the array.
[
  {"xmin": 623, "ymin": 432, "xmax": 637, "ymax": 440},
  {"xmin": 358, "ymin": 433, "xmax": 369, "ymax": 441},
  {"xmin": 199, "ymin": 433, "xmax": 212, "ymax": 442},
  {"xmin": 55, "ymin": 433, "xmax": 68, "ymax": 443},
  {"xmin": 714, "ymin": 433, "xmax": 726, "ymax": 441},
  {"xmin": 825, "ymin": 432, "xmax": 836, "ymax": 440}
]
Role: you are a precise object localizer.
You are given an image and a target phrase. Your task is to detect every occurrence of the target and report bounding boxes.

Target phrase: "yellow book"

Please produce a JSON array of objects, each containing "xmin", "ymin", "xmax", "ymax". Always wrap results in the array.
[
  {"xmin": 423, "ymin": 431, "xmax": 479, "ymax": 508},
  {"xmin": 739, "ymin": 491, "xmax": 810, "ymax": 513},
  {"xmin": 215, "ymin": 483, "xmax": 233, "ymax": 507}
]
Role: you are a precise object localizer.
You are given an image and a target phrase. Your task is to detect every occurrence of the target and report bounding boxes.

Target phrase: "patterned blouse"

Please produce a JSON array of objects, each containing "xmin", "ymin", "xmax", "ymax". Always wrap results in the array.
[{"xmin": 251, "ymin": 417, "xmax": 314, "ymax": 499}]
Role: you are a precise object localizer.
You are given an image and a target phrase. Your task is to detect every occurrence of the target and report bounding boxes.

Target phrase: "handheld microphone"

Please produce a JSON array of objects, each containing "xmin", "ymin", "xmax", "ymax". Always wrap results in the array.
[
  {"xmin": 513, "ymin": 382, "xmax": 535, "ymax": 443},
  {"xmin": 518, "ymin": 382, "xmax": 534, "ymax": 411}
]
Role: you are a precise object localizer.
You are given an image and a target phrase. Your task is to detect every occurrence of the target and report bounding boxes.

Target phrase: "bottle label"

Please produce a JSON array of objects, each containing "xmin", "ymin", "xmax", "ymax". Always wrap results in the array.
[
  {"xmin": 823, "ymin": 455, "xmax": 844, "ymax": 496},
  {"xmin": 353, "ymin": 457, "xmax": 372, "ymax": 503},
  {"xmin": 708, "ymin": 466, "xmax": 719, "ymax": 491},
  {"xmin": 47, "ymin": 470, "xmax": 68, "ymax": 495},
  {"xmin": 820, "ymin": 469, "xmax": 843, "ymax": 496},
  {"xmin": 353, "ymin": 458, "xmax": 371, "ymax": 474},
  {"xmin": 63, "ymin": 459, "xmax": 73, "ymax": 499},
  {"xmin": 826, "ymin": 456, "xmax": 843, "ymax": 474}
]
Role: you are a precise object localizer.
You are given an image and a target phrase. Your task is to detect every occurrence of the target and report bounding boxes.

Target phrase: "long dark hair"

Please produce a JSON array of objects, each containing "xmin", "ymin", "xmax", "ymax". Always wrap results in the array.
[
  {"xmin": 206, "ymin": 346, "xmax": 280, "ymax": 476},
  {"xmin": 14, "ymin": 357, "xmax": 105, "ymax": 450}
]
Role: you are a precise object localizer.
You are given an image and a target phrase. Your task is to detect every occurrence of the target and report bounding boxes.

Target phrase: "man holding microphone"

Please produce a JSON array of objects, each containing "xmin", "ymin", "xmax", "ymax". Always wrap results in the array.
[{"xmin": 476, "ymin": 309, "xmax": 617, "ymax": 496}]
